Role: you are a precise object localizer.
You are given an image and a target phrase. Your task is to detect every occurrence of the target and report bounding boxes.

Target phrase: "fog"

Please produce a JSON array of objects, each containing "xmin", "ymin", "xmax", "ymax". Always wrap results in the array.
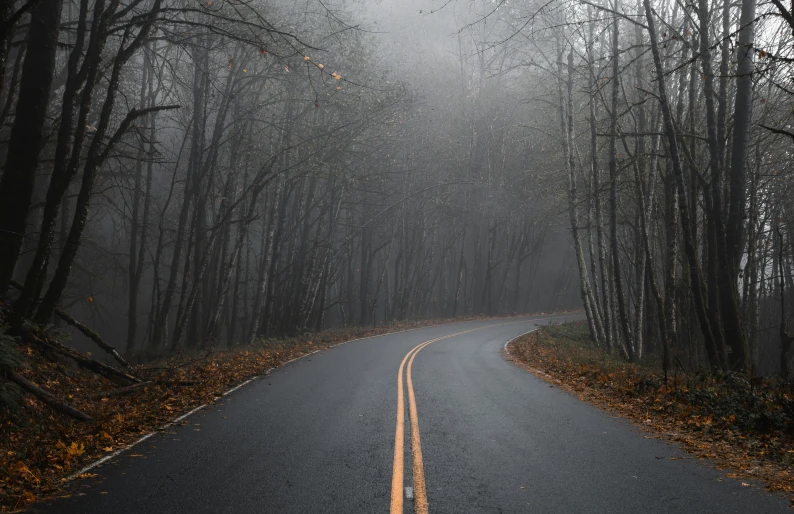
[{"xmin": 0, "ymin": 0, "xmax": 792, "ymax": 375}]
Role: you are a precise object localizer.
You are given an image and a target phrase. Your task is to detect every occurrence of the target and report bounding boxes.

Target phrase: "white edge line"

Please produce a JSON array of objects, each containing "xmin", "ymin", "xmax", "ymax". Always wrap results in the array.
[
  {"xmin": 503, "ymin": 328, "xmax": 539, "ymax": 356},
  {"xmin": 500, "ymin": 314, "xmax": 571, "ymax": 356},
  {"xmin": 503, "ymin": 318, "xmax": 572, "ymax": 379},
  {"xmin": 170, "ymin": 404, "xmax": 206, "ymax": 423},
  {"xmin": 68, "ymin": 313, "xmax": 575, "ymax": 480},
  {"xmin": 221, "ymin": 378, "xmax": 253, "ymax": 396},
  {"xmin": 69, "ymin": 432, "xmax": 156, "ymax": 477}
]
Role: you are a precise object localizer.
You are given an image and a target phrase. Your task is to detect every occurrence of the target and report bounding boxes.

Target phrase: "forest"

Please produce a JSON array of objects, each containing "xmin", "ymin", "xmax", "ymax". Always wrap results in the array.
[{"xmin": 0, "ymin": 0, "xmax": 793, "ymax": 398}]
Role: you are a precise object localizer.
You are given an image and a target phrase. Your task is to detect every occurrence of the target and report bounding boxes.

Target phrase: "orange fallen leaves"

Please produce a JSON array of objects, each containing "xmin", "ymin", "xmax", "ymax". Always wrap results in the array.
[{"xmin": 65, "ymin": 442, "xmax": 85, "ymax": 459}]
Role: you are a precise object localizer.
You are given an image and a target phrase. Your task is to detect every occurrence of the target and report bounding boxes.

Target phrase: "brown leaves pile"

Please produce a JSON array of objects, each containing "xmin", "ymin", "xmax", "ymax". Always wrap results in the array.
[{"xmin": 509, "ymin": 323, "xmax": 794, "ymax": 505}]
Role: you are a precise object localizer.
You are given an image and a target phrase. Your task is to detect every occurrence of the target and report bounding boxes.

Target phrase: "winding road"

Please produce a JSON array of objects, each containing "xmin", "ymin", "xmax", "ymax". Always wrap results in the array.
[{"xmin": 37, "ymin": 315, "xmax": 790, "ymax": 513}]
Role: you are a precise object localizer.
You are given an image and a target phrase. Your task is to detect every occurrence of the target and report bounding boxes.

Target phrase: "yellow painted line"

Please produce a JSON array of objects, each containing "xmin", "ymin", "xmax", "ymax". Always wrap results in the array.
[
  {"xmin": 391, "ymin": 338, "xmax": 435, "ymax": 514},
  {"xmin": 389, "ymin": 333, "xmax": 456, "ymax": 514},
  {"xmin": 406, "ymin": 340, "xmax": 431, "ymax": 514},
  {"xmin": 390, "ymin": 345, "xmax": 411, "ymax": 513},
  {"xmin": 390, "ymin": 318, "xmax": 558, "ymax": 513}
]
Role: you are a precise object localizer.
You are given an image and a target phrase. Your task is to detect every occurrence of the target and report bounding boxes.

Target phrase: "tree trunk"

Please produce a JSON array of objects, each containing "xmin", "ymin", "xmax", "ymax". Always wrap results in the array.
[
  {"xmin": 727, "ymin": 0, "xmax": 756, "ymax": 275},
  {"xmin": 0, "ymin": 0, "xmax": 64, "ymax": 296},
  {"xmin": 697, "ymin": 0, "xmax": 749, "ymax": 371},
  {"xmin": 558, "ymin": 43, "xmax": 603, "ymax": 345},
  {"xmin": 642, "ymin": 0, "xmax": 723, "ymax": 370},
  {"xmin": 607, "ymin": 5, "xmax": 634, "ymax": 359}
]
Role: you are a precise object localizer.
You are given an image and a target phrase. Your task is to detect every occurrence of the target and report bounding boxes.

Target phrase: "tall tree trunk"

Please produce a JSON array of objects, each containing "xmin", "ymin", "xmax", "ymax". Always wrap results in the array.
[
  {"xmin": 607, "ymin": 4, "xmax": 634, "ymax": 358},
  {"xmin": 36, "ymin": 7, "xmax": 162, "ymax": 322},
  {"xmin": 642, "ymin": 0, "xmax": 723, "ymax": 370},
  {"xmin": 588, "ymin": 8, "xmax": 612, "ymax": 350},
  {"xmin": 152, "ymin": 42, "xmax": 206, "ymax": 347},
  {"xmin": 697, "ymin": 0, "xmax": 750, "ymax": 371},
  {"xmin": 248, "ymin": 176, "xmax": 284, "ymax": 343},
  {"xmin": 127, "ymin": 46, "xmax": 153, "ymax": 352},
  {"xmin": 14, "ymin": 0, "xmax": 100, "ymax": 319},
  {"xmin": 558, "ymin": 43, "xmax": 603, "ymax": 344},
  {"xmin": 0, "ymin": 0, "xmax": 64, "ymax": 296},
  {"xmin": 727, "ymin": 0, "xmax": 756, "ymax": 281}
]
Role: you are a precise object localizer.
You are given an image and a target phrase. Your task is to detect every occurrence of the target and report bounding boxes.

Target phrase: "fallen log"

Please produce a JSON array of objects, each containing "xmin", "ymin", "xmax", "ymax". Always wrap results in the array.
[
  {"xmin": 53, "ymin": 307, "xmax": 130, "ymax": 369},
  {"xmin": 9, "ymin": 280, "xmax": 130, "ymax": 369},
  {"xmin": 8, "ymin": 372, "xmax": 93, "ymax": 421},
  {"xmin": 25, "ymin": 328, "xmax": 142, "ymax": 385}
]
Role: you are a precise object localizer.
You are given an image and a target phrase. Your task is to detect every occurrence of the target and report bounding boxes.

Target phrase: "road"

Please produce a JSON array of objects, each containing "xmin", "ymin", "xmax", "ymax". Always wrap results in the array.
[{"xmin": 37, "ymin": 315, "xmax": 790, "ymax": 513}]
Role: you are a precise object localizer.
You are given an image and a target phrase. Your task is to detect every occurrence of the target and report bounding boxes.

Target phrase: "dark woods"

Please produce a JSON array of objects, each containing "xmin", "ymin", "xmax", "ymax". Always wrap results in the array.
[
  {"xmin": 0, "ymin": 0, "xmax": 578, "ymax": 374},
  {"xmin": 0, "ymin": 0, "xmax": 792, "ymax": 382}
]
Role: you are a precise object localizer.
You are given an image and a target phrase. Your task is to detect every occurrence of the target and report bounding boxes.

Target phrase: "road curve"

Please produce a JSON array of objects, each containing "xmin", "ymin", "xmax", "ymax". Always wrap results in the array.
[{"xmin": 36, "ymin": 315, "xmax": 790, "ymax": 513}]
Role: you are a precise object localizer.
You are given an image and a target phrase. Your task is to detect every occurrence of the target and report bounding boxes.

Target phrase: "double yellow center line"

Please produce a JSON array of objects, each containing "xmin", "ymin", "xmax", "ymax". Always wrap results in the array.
[{"xmin": 390, "ymin": 321, "xmax": 537, "ymax": 514}]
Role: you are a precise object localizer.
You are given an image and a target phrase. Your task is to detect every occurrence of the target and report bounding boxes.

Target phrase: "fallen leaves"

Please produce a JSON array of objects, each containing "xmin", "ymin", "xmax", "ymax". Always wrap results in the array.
[{"xmin": 65, "ymin": 442, "xmax": 85, "ymax": 459}]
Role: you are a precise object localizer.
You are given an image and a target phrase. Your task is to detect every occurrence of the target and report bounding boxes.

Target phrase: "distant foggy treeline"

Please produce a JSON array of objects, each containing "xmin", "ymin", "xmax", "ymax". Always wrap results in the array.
[{"xmin": 0, "ymin": 0, "xmax": 582, "ymax": 357}]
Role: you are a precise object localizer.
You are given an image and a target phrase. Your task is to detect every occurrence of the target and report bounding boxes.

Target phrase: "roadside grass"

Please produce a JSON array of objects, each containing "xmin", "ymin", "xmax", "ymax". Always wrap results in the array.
[
  {"xmin": 1, "ymin": 312, "xmax": 526, "ymax": 512},
  {"xmin": 509, "ymin": 322, "xmax": 794, "ymax": 505}
]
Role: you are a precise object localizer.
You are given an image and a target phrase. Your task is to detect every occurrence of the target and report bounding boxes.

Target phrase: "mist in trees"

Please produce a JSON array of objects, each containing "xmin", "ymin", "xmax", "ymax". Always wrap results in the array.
[{"xmin": 0, "ymin": 0, "xmax": 792, "ymax": 377}]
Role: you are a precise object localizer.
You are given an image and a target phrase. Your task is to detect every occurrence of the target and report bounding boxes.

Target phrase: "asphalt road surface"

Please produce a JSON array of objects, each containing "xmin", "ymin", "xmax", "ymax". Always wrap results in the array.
[{"xmin": 37, "ymin": 315, "xmax": 790, "ymax": 513}]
